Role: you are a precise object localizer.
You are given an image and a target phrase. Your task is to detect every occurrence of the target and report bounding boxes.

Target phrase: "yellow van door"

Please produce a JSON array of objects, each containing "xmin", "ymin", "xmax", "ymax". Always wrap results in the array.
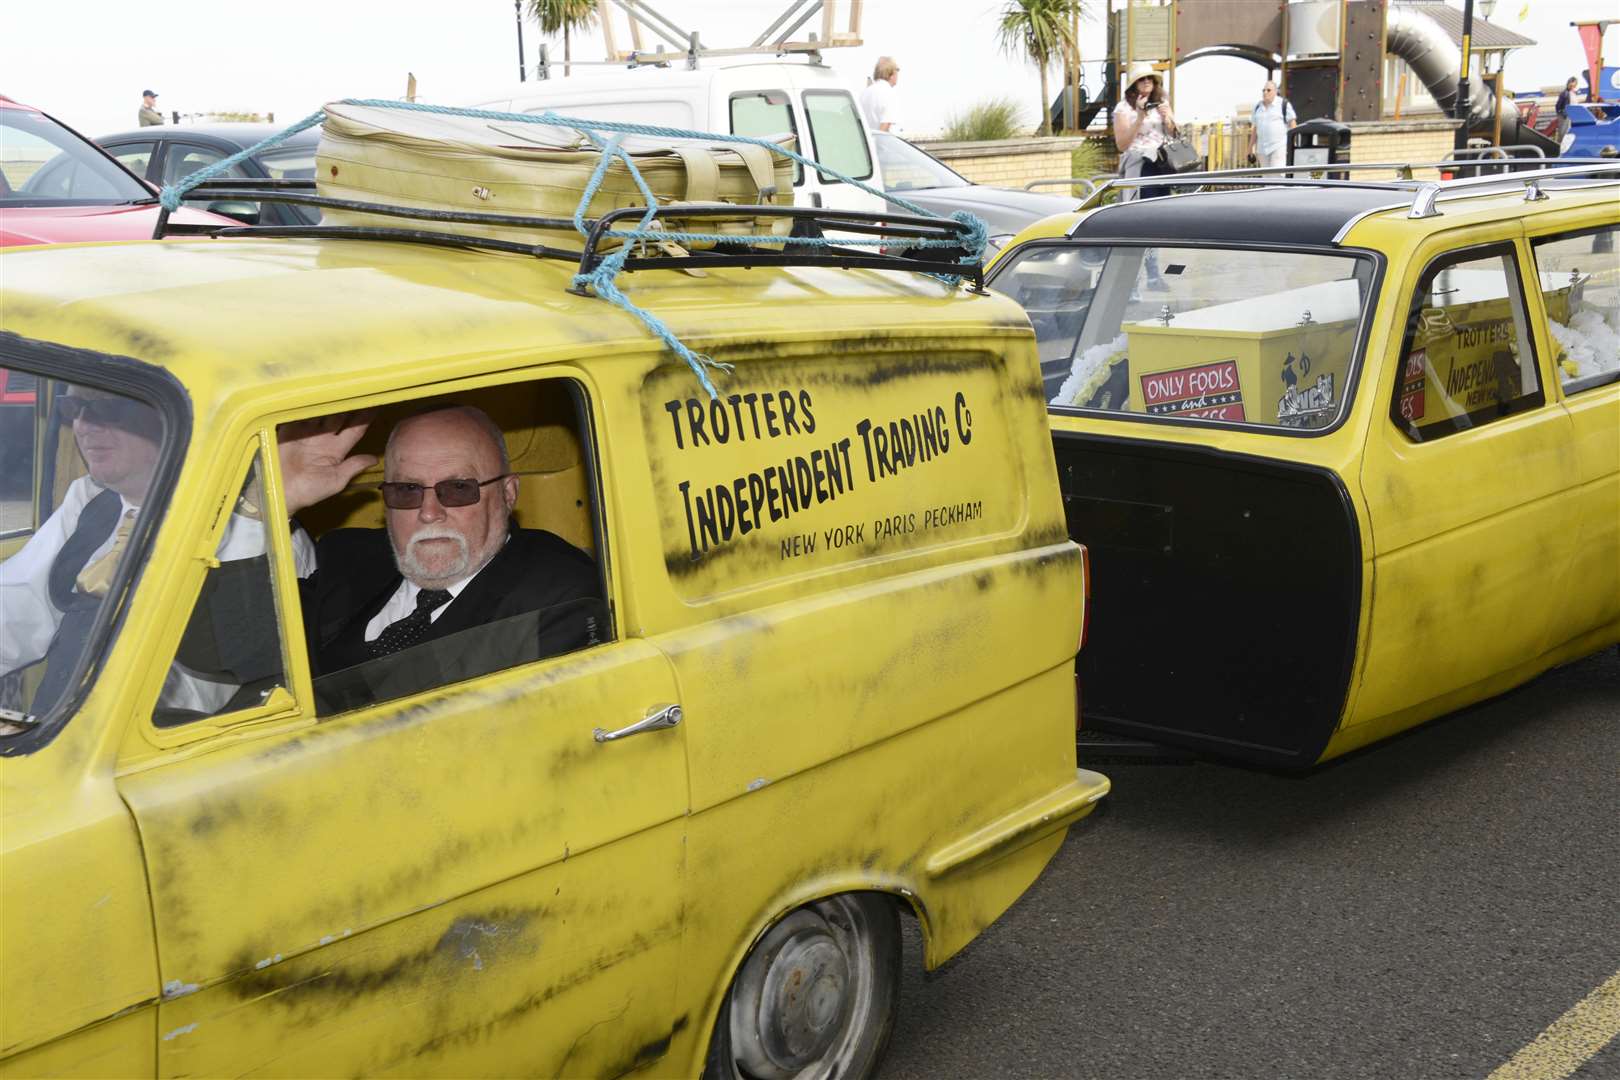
[
  {"xmin": 1354, "ymin": 232, "xmax": 1583, "ymax": 735},
  {"xmin": 117, "ymin": 638, "xmax": 691, "ymax": 1076}
]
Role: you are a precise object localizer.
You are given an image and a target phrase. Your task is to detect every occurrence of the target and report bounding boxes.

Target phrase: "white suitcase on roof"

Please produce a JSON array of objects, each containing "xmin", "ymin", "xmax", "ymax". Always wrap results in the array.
[{"xmin": 316, "ymin": 101, "xmax": 796, "ymax": 250}]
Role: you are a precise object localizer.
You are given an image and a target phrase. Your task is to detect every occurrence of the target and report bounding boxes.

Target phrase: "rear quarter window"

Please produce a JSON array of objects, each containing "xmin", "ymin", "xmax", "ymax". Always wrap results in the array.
[
  {"xmin": 642, "ymin": 350, "xmax": 1024, "ymax": 601},
  {"xmin": 1531, "ymin": 225, "xmax": 1620, "ymax": 394}
]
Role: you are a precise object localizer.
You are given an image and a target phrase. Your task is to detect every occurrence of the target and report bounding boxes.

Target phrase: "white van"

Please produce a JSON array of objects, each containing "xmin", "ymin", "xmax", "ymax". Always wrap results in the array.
[{"xmin": 465, "ymin": 60, "xmax": 885, "ymax": 213}]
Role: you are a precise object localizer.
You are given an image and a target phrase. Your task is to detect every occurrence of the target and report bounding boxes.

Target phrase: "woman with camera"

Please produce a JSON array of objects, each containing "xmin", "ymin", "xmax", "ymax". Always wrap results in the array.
[{"xmin": 1113, "ymin": 62, "xmax": 1178, "ymax": 202}]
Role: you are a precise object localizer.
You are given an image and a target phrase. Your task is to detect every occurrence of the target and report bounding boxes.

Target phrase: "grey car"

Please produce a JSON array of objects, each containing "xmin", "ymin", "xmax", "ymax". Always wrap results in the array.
[
  {"xmin": 96, "ymin": 123, "xmax": 321, "ymax": 227},
  {"xmin": 874, "ymin": 132, "xmax": 1082, "ymax": 254}
]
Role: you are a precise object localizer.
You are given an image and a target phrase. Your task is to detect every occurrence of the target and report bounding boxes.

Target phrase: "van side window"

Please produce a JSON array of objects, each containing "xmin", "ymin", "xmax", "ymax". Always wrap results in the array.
[
  {"xmin": 1, "ymin": 378, "xmax": 173, "ymax": 726},
  {"xmin": 280, "ymin": 379, "xmax": 611, "ymax": 717},
  {"xmin": 1530, "ymin": 226, "xmax": 1620, "ymax": 395},
  {"xmin": 730, "ymin": 91, "xmax": 804, "ymax": 185},
  {"xmin": 1391, "ymin": 244, "xmax": 1543, "ymax": 442},
  {"xmin": 155, "ymin": 451, "xmax": 289, "ymax": 727},
  {"xmin": 802, "ymin": 90, "xmax": 874, "ymax": 183}
]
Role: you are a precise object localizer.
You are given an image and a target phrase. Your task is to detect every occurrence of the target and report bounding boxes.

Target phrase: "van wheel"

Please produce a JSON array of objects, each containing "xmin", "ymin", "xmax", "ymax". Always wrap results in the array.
[{"xmin": 704, "ymin": 893, "xmax": 900, "ymax": 1080}]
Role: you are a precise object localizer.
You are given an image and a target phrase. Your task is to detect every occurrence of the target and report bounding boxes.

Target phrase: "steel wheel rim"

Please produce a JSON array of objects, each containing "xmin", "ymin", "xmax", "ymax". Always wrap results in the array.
[{"xmin": 725, "ymin": 895, "xmax": 885, "ymax": 1080}]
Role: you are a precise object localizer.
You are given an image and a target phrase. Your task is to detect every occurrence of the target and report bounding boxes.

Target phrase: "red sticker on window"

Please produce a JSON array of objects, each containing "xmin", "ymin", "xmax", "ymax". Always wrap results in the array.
[{"xmin": 1140, "ymin": 360, "xmax": 1246, "ymax": 421}]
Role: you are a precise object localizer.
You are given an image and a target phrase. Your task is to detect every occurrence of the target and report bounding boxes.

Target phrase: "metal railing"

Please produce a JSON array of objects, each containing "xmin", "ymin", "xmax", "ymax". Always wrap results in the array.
[
  {"xmin": 1022, "ymin": 175, "xmax": 1116, "ymax": 197},
  {"xmin": 1068, "ymin": 159, "xmax": 1620, "ymax": 215}
]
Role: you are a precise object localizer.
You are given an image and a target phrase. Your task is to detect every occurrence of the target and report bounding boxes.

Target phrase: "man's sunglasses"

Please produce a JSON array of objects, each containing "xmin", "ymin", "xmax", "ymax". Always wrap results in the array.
[
  {"xmin": 379, "ymin": 474, "xmax": 510, "ymax": 510},
  {"xmin": 58, "ymin": 395, "xmax": 155, "ymax": 428}
]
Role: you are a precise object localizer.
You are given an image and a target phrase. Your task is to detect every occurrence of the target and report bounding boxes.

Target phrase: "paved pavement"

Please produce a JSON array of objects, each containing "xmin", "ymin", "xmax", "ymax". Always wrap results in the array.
[{"xmin": 882, "ymin": 647, "xmax": 1620, "ymax": 1080}]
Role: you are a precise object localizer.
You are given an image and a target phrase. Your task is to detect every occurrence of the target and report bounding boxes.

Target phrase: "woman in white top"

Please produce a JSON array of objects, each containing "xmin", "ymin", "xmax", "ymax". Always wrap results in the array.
[{"xmin": 1112, "ymin": 62, "xmax": 1178, "ymax": 202}]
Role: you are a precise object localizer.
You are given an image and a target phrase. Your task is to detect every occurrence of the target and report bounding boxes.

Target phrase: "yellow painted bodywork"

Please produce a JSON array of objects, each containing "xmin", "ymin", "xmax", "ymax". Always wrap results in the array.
[
  {"xmin": 1004, "ymin": 186, "xmax": 1620, "ymax": 764},
  {"xmin": 0, "ymin": 236, "xmax": 1106, "ymax": 1075}
]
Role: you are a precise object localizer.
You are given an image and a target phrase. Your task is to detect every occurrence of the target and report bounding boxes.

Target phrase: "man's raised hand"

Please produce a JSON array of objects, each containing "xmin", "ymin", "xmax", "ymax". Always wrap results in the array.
[{"xmin": 277, "ymin": 411, "xmax": 378, "ymax": 515}]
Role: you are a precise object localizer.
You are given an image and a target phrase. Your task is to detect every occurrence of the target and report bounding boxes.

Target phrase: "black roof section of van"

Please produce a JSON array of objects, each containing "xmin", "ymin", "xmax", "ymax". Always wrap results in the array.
[{"xmin": 1069, "ymin": 187, "xmax": 1405, "ymax": 248}]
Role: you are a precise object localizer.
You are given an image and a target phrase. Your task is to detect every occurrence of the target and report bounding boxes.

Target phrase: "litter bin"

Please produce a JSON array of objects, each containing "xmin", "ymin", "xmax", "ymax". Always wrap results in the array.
[{"xmin": 1288, "ymin": 119, "xmax": 1352, "ymax": 178}]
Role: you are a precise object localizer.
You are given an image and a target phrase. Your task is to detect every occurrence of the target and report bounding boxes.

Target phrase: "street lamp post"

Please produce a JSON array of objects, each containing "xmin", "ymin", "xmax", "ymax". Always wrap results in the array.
[
  {"xmin": 515, "ymin": 0, "xmax": 527, "ymax": 82},
  {"xmin": 1454, "ymin": 0, "xmax": 1475, "ymax": 150}
]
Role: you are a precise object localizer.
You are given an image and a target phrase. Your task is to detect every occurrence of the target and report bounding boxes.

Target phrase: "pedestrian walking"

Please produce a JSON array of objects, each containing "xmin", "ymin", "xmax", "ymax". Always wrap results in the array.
[
  {"xmin": 1112, "ymin": 62, "xmax": 1176, "ymax": 201},
  {"xmin": 860, "ymin": 56, "xmax": 899, "ymax": 132},
  {"xmin": 1248, "ymin": 80, "xmax": 1296, "ymax": 169},
  {"xmin": 139, "ymin": 89, "xmax": 163, "ymax": 127},
  {"xmin": 1555, "ymin": 76, "xmax": 1579, "ymax": 143}
]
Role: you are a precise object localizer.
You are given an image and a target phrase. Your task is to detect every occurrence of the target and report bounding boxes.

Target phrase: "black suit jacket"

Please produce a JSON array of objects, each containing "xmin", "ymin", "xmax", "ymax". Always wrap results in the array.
[{"xmin": 178, "ymin": 525, "xmax": 603, "ymax": 715}]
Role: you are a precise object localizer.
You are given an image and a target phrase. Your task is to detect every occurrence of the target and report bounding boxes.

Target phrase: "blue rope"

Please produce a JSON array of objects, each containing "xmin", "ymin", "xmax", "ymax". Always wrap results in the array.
[
  {"xmin": 157, "ymin": 98, "xmax": 988, "ymax": 397},
  {"xmin": 158, "ymin": 109, "xmax": 326, "ymax": 211}
]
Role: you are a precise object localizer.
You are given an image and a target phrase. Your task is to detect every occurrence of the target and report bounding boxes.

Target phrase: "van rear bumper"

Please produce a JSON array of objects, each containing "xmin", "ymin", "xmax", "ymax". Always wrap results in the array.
[{"xmin": 924, "ymin": 768, "xmax": 1111, "ymax": 880}]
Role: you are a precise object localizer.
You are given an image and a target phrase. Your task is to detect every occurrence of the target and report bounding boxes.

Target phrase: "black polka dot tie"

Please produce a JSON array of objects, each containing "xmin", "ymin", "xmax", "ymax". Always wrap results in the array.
[{"xmin": 369, "ymin": 589, "xmax": 453, "ymax": 658}]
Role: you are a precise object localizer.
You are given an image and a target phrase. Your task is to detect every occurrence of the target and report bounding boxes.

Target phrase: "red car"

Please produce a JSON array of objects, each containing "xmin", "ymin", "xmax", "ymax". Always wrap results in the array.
[
  {"xmin": 1, "ymin": 96, "xmax": 233, "ymax": 500},
  {"xmin": 0, "ymin": 95, "xmax": 228, "ymax": 247}
]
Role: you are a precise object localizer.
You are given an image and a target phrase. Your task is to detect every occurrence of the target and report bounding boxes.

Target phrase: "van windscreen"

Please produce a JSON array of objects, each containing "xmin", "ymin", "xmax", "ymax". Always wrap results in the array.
[{"xmin": 802, "ymin": 91, "xmax": 873, "ymax": 183}]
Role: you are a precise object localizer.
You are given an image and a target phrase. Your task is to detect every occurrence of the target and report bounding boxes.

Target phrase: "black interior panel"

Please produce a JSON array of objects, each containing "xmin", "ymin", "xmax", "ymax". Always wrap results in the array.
[{"xmin": 1056, "ymin": 430, "xmax": 1361, "ymax": 768}]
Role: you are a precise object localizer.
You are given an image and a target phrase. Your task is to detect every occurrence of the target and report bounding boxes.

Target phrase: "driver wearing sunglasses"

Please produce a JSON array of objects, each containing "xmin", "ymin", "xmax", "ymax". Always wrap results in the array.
[{"xmin": 272, "ymin": 404, "xmax": 601, "ymax": 675}]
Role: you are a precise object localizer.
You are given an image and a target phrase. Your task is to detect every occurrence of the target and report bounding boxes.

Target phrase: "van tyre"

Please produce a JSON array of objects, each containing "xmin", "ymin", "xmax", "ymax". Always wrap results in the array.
[{"xmin": 704, "ymin": 893, "xmax": 901, "ymax": 1080}]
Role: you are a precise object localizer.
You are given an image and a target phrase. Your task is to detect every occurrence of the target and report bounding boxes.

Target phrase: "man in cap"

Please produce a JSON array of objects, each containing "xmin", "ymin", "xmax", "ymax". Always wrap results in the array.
[
  {"xmin": 1, "ymin": 386, "xmax": 165, "ymax": 714},
  {"xmin": 139, "ymin": 90, "xmax": 163, "ymax": 126}
]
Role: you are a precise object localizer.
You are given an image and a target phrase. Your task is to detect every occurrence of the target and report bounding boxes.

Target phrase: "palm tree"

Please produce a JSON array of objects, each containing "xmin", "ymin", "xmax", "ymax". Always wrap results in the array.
[
  {"xmin": 528, "ymin": 0, "xmax": 598, "ymax": 77},
  {"xmin": 996, "ymin": 0, "xmax": 1082, "ymax": 137}
]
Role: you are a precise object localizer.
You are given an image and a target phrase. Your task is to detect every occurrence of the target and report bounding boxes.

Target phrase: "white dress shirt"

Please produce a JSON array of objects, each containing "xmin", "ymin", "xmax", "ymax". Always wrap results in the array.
[
  {"xmin": 362, "ymin": 572, "xmax": 477, "ymax": 642},
  {"xmin": 1, "ymin": 476, "xmax": 310, "ymax": 716},
  {"xmin": 1, "ymin": 476, "xmax": 130, "ymax": 677}
]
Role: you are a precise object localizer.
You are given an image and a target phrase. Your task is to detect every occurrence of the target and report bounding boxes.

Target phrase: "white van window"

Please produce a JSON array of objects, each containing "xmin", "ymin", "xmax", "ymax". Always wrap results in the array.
[
  {"xmin": 802, "ymin": 90, "xmax": 873, "ymax": 183},
  {"xmin": 730, "ymin": 90, "xmax": 804, "ymax": 185}
]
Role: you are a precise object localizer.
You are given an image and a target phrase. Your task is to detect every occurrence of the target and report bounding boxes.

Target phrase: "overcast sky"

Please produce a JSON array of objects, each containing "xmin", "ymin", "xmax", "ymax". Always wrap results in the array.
[{"xmin": 3, "ymin": 1, "xmax": 1616, "ymax": 138}]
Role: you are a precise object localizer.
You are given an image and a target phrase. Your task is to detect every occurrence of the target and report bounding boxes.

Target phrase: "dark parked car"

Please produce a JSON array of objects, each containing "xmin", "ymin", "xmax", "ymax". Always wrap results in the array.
[
  {"xmin": 873, "ymin": 131, "xmax": 1082, "ymax": 253},
  {"xmin": 96, "ymin": 123, "xmax": 321, "ymax": 226}
]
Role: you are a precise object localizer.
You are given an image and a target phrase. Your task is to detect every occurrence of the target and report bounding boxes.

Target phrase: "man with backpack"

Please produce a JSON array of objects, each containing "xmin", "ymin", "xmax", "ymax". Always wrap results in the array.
[{"xmin": 1249, "ymin": 81, "xmax": 1297, "ymax": 169}]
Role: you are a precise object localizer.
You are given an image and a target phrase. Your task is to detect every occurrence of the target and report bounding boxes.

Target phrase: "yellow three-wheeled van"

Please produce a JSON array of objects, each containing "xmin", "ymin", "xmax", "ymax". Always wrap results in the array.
[{"xmin": 1, "ymin": 121, "xmax": 1106, "ymax": 1076}]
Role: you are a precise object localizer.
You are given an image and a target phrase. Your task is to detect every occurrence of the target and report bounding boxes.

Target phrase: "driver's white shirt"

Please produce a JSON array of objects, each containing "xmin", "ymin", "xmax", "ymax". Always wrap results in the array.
[{"xmin": 0, "ymin": 476, "xmax": 279, "ymax": 714}]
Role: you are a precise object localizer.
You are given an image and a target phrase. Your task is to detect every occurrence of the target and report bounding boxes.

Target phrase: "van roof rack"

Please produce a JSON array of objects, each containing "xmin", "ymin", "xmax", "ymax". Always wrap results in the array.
[
  {"xmin": 527, "ymin": 0, "xmax": 863, "ymax": 73},
  {"xmin": 154, "ymin": 177, "xmax": 985, "ymax": 286},
  {"xmin": 582, "ymin": 0, "xmax": 863, "ymax": 71},
  {"xmin": 1079, "ymin": 159, "xmax": 1620, "ymax": 218}
]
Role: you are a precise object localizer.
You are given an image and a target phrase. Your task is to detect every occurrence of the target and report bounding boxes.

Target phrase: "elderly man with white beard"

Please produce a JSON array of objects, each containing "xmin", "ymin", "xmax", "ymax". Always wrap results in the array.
[{"xmin": 274, "ymin": 405, "xmax": 601, "ymax": 677}]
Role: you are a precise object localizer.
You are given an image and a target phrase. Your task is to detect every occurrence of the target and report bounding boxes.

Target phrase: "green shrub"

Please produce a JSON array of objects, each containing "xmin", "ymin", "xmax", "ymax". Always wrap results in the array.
[
  {"xmin": 941, "ymin": 98, "xmax": 1024, "ymax": 142},
  {"xmin": 1071, "ymin": 138, "xmax": 1115, "ymax": 198}
]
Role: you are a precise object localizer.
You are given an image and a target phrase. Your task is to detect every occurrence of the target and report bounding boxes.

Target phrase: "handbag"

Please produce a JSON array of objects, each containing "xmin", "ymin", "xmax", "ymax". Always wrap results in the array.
[{"xmin": 1158, "ymin": 136, "xmax": 1201, "ymax": 174}]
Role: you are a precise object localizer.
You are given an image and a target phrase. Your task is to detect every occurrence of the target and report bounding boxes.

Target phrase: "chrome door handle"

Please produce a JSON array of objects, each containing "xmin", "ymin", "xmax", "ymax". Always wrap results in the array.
[{"xmin": 594, "ymin": 704, "xmax": 682, "ymax": 744}]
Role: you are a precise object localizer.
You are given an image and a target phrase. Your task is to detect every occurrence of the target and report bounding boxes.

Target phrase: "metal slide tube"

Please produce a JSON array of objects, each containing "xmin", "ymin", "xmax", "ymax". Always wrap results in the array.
[{"xmin": 1384, "ymin": 6, "xmax": 1494, "ymax": 128}]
